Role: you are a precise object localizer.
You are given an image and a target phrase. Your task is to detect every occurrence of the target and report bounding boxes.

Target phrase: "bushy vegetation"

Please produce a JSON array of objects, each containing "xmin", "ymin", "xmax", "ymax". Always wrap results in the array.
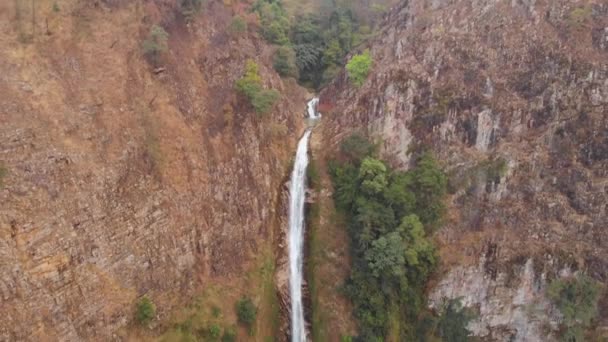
[
  {"xmin": 142, "ymin": 25, "xmax": 169, "ymax": 67},
  {"xmin": 0, "ymin": 163, "xmax": 7, "ymax": 188},
  {"xmin": 273, "ymin": 46, "xmax": 298, "ymax": 78},
  {"xmin": 436, "ymin": 298, "xmax": 476, "ymax": 342},
  {"xmin": 221, "ymin": 326, "xmax": 237, "ymax": 342},
  {"xmin": 250, "ymin": 0, "xmax": 388, "ymax": 89},
  {"xmin": 329, "ymin": 134, "xmax": 449, "ymax": 340},
  {"xmin": 547, "ymin": 274, "xmax": 602, "ymax": 341},
  {"xmin": 236, "ymin": 296, "xmax": 257, "ymax": 329},
  {"xmin": 346, "ymin": 50, "xmax": 372, "ymax": 87},
  {"xmin": 235, "ymin": 60, "xmax": 279, "ymax": 115},
  {"xmin": 135, "ymin": 296, "xmax": 156, "ymax": 325},
  {"xmin": 569, "ymin": 6, "xmax": 592, "ymax": 27},
  {"xmin": 180, "ymin": 0, "xmax": 204, "ymax": 21},
  {"xmin": 229, "ymin": 15, "xmax": 247, "ymax": 36}
]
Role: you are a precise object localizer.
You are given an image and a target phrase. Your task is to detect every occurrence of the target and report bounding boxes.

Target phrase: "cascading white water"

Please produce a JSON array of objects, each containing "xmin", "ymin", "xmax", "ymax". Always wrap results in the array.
[
  {"xmin": 306, "ymin": 97, "xmax": 321, "ymax": 119},
  {"xmin": 289, "ymin": 98, "xmax": 319, "ymax": 342}
]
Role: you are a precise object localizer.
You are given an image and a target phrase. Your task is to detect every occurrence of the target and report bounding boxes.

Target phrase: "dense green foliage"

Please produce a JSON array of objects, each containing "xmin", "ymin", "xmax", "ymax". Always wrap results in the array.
[
  {"xmin": 135, "ymin": 296, "xmax": 156, "ymax": 325},
  {"xmin": 340, "ymin": 133, "xmax": 375, "ymax": 163},
  {"xmin": 252, "ymin": 0, "xmax": 290, "ymax": 45},
  {"xmin": 436, "ymin": 298, "xmax": 475, "ymax": 342},
  {"xmin": 235, "ymin": 296, "xmax": 257, "ymax": 328},
  {"xmin": 329, "ymin": 134, "xmax": 449, "ymax": 340},
  {"xmin": 346, "ymin": 50, "xmax": 372, "ymax": 87},
  {"xmin": 251, "ymin": 0, "xmax": 388, "ymax": 89},
  {"xmin": 235, "ymin": 60, "xmax": 279, "ymax": 115},
  {"xmin": 273, "ymin": 46, "xmax": 298, "ymax": 78},
  {"xmin": 547, "ymin": 274, "xmax": 602, "ymax": 341},
  {"xmin": 142, "ymin": 25, "xmax": 169, "ymax": 67}
]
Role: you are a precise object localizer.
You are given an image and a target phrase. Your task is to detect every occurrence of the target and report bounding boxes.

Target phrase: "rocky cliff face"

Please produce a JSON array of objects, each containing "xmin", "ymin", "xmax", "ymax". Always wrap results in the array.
[
  {"xmin": 0, "ymin": 0, "xmax": 306, "ymax": 340},
  {"xmin": 320, "ymin": 0, "xmax": 607, "ymax": 340}
]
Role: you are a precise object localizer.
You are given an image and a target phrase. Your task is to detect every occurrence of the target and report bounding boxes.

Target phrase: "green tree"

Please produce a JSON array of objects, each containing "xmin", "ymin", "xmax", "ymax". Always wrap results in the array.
[
  {"xmin": 346, "ymin": 50, "xmax": 372, "ymax": 87},
  {"xmin": 236, "ymin": 296, "xmax": 257, "ymax": 328},
  {"xmin": 383, "ymin": 173, "xmax": 416, "ymax": 219},
  {"xmin": 358, "ymin": 157, "xmax": 388, "ymax": 196},
  {"xmin": 273, "ymin": 46, "xmax": 298, "ymax": 78},
  {"xmin": 235, "ymin": 60, "xmax": 279, "ymax": 115},
  {"xmin": 409, "ymin": 152, "xmax": 447, "ymax": 228},
  {"xmin": 251, "ymin": 89, "xmax": 279, "ymax": 114},
  {"xmin": 340, "ymin": 133, "xmax": 374, "ymax": 163},
  {"xmin": 548, "ymin": 274, "xmax": 601, "ymax": 341},
  {"xmin": 135, "ymin": 296, "xmax": 156, "ymax": 325},
  {"xmin": 253, "ymin": 0, "xmax": 290, "ymax": 45},
  {"xmin": 330, "ymin": 162, "xmax": 359, "ymax": 209},
  {"xmin": 365, "ymin": 231, "xmax": 406, "ymax": 278},
  {"xmin": 437, "ymin": 298, "xmax": 475, "ymax": 342},
  {"xmin": 142, "ymin": 25, "xmax": 169, "ymax": 66}
]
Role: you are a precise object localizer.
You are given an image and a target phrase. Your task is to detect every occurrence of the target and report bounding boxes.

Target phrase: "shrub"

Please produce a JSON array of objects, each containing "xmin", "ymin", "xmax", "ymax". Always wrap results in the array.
[
  {"xmin": 235, "ymin": 60, "xmax": 279, "ymax": 115},
  {"xmin": 340, "ymin": 133, "xmax": 374, "ymax": 163},
  {"xmin": 208, "ymin": 324, "xmax": 222, "ymax": 339},
  {"xmin": 222, "ymin": 326, "xmax": 237, "ymax": 342},
  {"xmin": 254, "ymin": 90, "xmax": 279, "ymax": 115},
  {"xmin": 229, "ymin": 15, "xmax": 247, "ymax": 36},
  {"xmin": 180, "ymin": 0, "xmax": 204, "ymax": 21},
  {"xmin": 273, "ymin": 46, "xmax": 298, "ymax": 78},
  {"xmin": 135, "ymin": 296, "xmax": 156, "ymax": 325},
  {"xmin": 569, "ymin": 6, "xmax": 591, "ymax": 27},
  {"xmin": 142, "ymin": 25, "xmax": 169, "ymax": 66},
  {"xmin": 236, "ymin": 296, "xmax": 257, "ymax": 327},
  {"xmin": 346, "ymin": 50, "xmax": 372, "ymax": 87},
  {"xmin": 548, "ymin": 273, "xmax": 601, "ymax": 340},
  {"xmin": 0, "ymin": 164, "xmax": 7, "ymax": 188},
  {"xmin": 211, "ymin": 306, "xmax": 221, "ymax": 318},
  {"xmin": 52, "ymin": 2, "xmax": 60, "ymax": 12},
  {"xmin": 436, "ymin": 298, "xmax": 475, "ymax": 342}
]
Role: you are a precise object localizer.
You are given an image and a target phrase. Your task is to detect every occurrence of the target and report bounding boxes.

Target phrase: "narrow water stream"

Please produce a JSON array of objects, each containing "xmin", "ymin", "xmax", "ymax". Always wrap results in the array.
[{"xmin": 288, "ymin": 98, "xmax": 320, "ymax": 342}]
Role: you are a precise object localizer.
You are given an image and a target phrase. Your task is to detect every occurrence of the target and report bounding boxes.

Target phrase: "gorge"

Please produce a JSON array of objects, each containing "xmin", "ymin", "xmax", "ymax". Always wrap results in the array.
[{"xmin": 0, "ymin": 0, "xmax": 607, "ymax": 341}]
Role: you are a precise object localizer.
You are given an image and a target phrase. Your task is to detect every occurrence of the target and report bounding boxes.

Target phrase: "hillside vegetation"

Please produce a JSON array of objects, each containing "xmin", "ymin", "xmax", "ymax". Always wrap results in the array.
[{"xmin": 253, "ymin": 0, "xmax": 398, "ymax": 88}]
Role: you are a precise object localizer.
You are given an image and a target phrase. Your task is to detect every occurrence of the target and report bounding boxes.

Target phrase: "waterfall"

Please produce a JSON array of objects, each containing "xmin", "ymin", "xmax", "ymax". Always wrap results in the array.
[
  {"xmin": 306, "ymin": 97, "xmax": 321, "ymax": 119},
  {"xmin": 288, "ymin": 98, "xmax": 319, "ymax": 342}
]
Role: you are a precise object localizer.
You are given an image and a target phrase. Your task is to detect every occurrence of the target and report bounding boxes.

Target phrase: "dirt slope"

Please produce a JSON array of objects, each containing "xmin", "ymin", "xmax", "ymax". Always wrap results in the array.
[{"xmin": 0, "ymin": 0, "xmax": 307, "ymax": 340}]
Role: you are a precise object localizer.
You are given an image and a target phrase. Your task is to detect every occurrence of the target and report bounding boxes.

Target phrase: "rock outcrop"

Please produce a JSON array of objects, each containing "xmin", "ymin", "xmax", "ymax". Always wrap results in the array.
[
  {"xmin": 321, "ymin": 0, "xmax": 607, "ymax": 340},
  {"xmin": 0, "ymin": 0, "xmax": 306, "ymax": 340}
]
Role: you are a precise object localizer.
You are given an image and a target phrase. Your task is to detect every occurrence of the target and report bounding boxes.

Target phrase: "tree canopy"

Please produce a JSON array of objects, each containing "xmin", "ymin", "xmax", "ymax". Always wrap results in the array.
[{"xmin": 329, "ymin": 134, "xmax": 451, "ymax": 340}]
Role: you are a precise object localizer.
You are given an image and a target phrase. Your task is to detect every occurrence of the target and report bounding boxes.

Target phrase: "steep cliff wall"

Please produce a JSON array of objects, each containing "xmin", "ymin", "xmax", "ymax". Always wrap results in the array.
[
  {"xmin": 320, "ymin": 0, "xmax": 607, "ymax": 340},
  {"xmin": 0, "ymin": 0, "xmax": 307, "ymax": 340}
]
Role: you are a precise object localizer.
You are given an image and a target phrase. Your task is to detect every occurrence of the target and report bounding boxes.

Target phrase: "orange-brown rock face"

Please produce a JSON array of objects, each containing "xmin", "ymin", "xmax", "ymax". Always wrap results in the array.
[
  {"xmin": 321, "ymin": 0, "xmax": 607, "ymax": 340},
  {"xmin": 0, "ymin": 0, "xmax": 306, "ymax": 340}
]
